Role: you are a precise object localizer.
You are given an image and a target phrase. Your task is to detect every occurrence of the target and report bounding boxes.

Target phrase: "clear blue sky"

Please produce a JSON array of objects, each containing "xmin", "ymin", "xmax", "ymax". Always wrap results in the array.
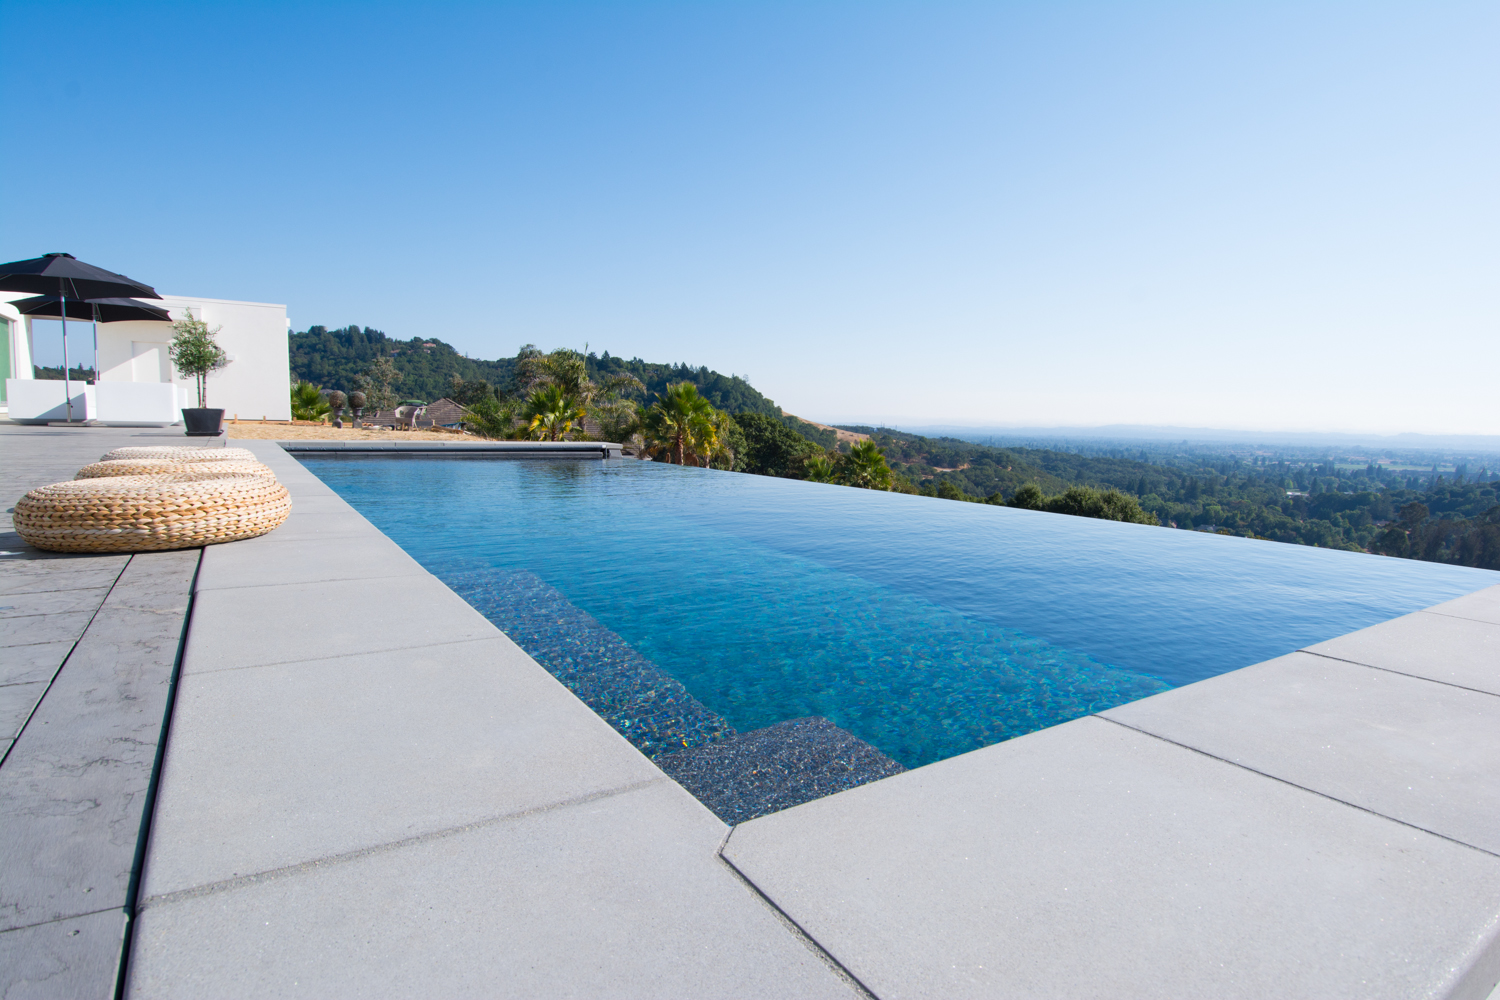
[{"xmin": 3, "ymin": 1, "xmax": 1496, "ymax": 434}]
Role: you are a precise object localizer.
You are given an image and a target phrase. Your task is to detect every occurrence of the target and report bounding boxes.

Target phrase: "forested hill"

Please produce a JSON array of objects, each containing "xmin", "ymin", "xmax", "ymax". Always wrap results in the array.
[
  {"xmin": 288, "ymin": 325, "xmax": 781, "ymax": 416},
  {"xmin": 848, "ymin": 426, "xmax": 1499, "ymax": 565}
]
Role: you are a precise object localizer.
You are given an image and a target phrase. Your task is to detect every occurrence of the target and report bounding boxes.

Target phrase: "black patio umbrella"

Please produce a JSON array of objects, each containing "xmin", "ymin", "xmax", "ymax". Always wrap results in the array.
[
  {"xmin": 0, "ymin": 253, "xmax": 163, "ymax": 422},
  {"xmin": 13, "ymin": 295, "xmax": 172, "ymax": 323},
  {"xmin": 14, "ymin": 296, "xmax": 174, "ymax": 388},
  {"xmin": 0, "ymin": 253, "xmax": 161, "ymax": 300}
]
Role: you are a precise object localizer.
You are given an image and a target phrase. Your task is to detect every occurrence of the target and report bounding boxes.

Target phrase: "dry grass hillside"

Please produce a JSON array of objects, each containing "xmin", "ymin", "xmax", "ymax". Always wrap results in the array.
[{"xmin": 785, "ymin": 415, "xmax": 869, "ymax": 446}]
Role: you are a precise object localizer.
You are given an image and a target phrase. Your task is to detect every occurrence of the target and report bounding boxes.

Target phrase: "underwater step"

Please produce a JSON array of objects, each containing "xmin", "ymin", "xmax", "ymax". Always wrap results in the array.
[
  {"xmin": 445, "ymin": 566, "xmax": 736, "ymax": 757},
  {"xmin": 657, "ymin": 717, "xmax": 906, "ymax": 824}
]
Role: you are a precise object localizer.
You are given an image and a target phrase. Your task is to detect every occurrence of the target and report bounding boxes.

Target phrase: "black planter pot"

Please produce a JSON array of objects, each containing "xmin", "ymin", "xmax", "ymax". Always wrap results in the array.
[{"xmin": 183, "ymin": 408, "xmax": 225, "ymax": 437}]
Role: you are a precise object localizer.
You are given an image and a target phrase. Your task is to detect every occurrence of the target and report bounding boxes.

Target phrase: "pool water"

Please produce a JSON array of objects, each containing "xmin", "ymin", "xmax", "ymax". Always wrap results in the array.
[{"xmin": 303, "ymin": 458, "xmax": 1498, "ymax": 769}]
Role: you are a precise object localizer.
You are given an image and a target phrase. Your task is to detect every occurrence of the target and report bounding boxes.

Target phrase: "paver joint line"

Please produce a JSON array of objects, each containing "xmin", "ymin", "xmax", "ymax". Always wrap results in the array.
[
  {"xmin": 1297, "ymin": 648, "xmax": 1500, "ymax": 700},
  {"xmin": 1425, "ymin": 608, "xmax": 1500, "ymax": 627},
  {"xmin": 192, "ymin": 569, "xmax": 433, "ymax": 597},
  {"xmin": 0, "ymin": 905, "xmax": 125, "ymax": 937},
  {"xmin": 115, "ymin": 548, "xmax": 203, "ymax": 1000},
  {"xmin": 137, "ymin": 777, "xmax": 670, "ymax": 912},
  {"xmin": 714, "ymin": 844, "xmax": 882, "ymax": 1000},
  {"xmin": 1093, "ymin": 713, "xmax": 1500, "ymax": 859},
  {"xmin": 0, "ymin": 555, "xmax": 131, "ymax": 772},
  {"xmin": 182, "ymin": 633, "xmax": 511, "ymax": 676}
]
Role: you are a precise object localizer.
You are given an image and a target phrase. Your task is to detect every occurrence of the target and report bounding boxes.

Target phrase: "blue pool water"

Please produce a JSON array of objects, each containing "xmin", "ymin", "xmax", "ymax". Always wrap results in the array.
[{"xmin": 304, "ymin": 458, "xmax": 1498, "ymax": 769}]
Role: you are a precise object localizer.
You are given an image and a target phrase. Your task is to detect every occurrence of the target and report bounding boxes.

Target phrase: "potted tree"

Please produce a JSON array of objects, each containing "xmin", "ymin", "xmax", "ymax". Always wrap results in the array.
[{"xmin": 169, "ymin": 314, "xmax": 232, "ymax": 436}]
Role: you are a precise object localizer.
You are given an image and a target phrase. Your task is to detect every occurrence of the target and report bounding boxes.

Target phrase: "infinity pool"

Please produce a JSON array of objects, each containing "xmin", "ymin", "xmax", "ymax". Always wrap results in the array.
[{"xmin": 304, "ymin": 457, "xmax": 1498, "ymax": 769}]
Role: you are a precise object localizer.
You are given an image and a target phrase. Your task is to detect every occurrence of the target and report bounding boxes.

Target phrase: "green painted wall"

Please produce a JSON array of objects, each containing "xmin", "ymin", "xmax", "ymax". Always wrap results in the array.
[{"xmin": 0, "ymin": 318, "xmax": 11, "ymax": 401}]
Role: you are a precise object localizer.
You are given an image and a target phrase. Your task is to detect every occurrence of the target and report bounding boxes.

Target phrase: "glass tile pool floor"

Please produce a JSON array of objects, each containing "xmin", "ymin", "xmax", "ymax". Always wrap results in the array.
[{"xmin": 305, "ymin": 457, "xmax": 1498, "ymax": 796}]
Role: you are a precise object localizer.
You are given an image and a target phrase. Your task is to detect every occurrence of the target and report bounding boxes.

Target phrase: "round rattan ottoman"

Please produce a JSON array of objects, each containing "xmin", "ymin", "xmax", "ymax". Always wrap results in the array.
[
  {"xmin": 14, "ymin": 473, "xmax": 292, "ymax": 553},
  {"xmin": 100, "ymin": 446, "xmax": 259, "ymax": 463},
  {"xmin": 75, "ymin": 459, "xmax": 277, "ymax": 480}
]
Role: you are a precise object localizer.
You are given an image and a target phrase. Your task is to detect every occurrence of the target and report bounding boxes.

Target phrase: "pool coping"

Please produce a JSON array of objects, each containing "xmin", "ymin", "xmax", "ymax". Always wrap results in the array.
[
  {"xmin": 14, "ymin": 432, "xmax": 1492, "ymax": 998},
  {"xmin": 278, "ymin": 439, "xmax": 625, "ymax": 458}
]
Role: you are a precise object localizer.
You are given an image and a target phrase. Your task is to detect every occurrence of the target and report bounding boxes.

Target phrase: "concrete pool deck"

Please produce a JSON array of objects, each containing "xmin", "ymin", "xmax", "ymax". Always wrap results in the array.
[
  {"xmin": 0, "ymin": 426, "xmax": 1497, "ymax": 998},
  {"xmin": 1, "ymin": 426, "xmax": 202, "ymax": 997}
]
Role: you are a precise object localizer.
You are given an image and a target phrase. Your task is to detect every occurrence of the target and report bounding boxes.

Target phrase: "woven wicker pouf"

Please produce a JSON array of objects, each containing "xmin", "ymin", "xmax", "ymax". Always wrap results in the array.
[
  {"xmin": 75, "ymin": 459, "xmax": 277, "ymax": 480},
  {"xmin": 14, "ymin": 474, "xmax": 292, "ymax": 553},
  {"xmin": 99, "ymin": 446, "xmax": 259, "ymax": 463}
]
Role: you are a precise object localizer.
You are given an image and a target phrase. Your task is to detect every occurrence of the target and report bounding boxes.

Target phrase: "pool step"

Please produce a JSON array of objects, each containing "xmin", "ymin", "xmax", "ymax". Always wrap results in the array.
[
  {"xmin": 445, "ymin": 567, "xmax": 736, "ymax": 757},
  {"xmin": 657, "ymin": 717, "xmax": 906, "ymax": 824}
]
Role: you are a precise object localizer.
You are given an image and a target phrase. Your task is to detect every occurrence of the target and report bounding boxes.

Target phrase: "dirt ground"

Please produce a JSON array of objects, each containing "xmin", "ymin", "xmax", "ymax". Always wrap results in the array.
[{"xmin": 226, "ymin": 423, "xmax": 475, "ymax": 442}]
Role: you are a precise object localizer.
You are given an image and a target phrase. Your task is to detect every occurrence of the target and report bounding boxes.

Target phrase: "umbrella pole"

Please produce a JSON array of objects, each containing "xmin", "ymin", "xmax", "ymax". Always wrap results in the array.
[
  {"xmin": 60, "ymin": 283, "xmax": 73, "ymax": 423},
  {"xmin": 92, "ymin": 303, "xmax": 100, "ymax": 387}
]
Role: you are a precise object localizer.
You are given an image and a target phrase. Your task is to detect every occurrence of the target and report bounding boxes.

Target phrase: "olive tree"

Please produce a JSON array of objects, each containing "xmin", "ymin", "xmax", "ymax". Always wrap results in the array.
[{"xmin": 168, "ymin": 316, "xmax": 231, "ymax": 408}]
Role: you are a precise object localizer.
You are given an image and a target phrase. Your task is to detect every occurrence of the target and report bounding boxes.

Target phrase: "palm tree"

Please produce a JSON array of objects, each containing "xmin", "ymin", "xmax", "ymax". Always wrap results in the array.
[
  {"xmin": 290, "ymin": 381, "xmax": 331, "ymax": 421},
  {"xmin": 643, "ymin": 382, "xmax": 715, "ymax": 465},
  {"xmin": 839, "ymin": 441, "xmax": 894, "ymax": 490},
  {"xmin": 593, "ymin": 397, "xmax": 642, "ymax": 447},
  {"xmin": 802, "ymin": 454, "xmax": 837, "ymax": 483},
  {"xmin": 524, "ymin": 384, "xmax": 586, "ymax": 441},
  {"xmin": 514, "ymin": 347, "xmax": 645, "ymax": 437},
  {"xmin": 703, "ymin": 409, "xmax": 739, "ymax": 469}
]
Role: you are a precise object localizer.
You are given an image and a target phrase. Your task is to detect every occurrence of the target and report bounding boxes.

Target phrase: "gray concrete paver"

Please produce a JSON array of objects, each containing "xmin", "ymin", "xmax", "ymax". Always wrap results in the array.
[
  {"xmin": 1104, "ymin": 651, "xmax": 1500, "ymax": 854},
  {"xmin": 1305, "ymin": 611, "xmax": 1500, "ymax": 695},
  {"xmin": 0, "ymin": 642, "xmax": 76, "ymax": 688},
  {"xmin": 192, "ymin": 531, "xmax": 422, "ymax": 591},
  {"xmin": 254, "ymin": 492, "xmax": 348, "ymax": 514},
  {"xmin": 724, "ymin": 716, "xmax": 1500, "ymax": 1000},
  {"xmin": 1427, "ymin": 584, "xmax": 1500, "ymax": 626},
  {"xmin": 248, "ymin": 509, "xmax": 385, "ymax": 540},
  {"xmin": 140, "ymin": 636, "xmax": 664, "ymax": 897},
  {"xmin": 128, "ymin": 781, "xmax": 856, "ymax": 1000},
  {"xmin": 94, "ymin": 565, "xmax": 199, "ymax": 615},
  {"xmin": 0, "ymin": 909, "xmax": 127, "ymax": 1000},
  {"xmin": 0, "ymin": 611, "xmax": 97, "ymax": 648},
  {"xmin": 0, "ymin": 682, "xmax": 46, "ymax": 741},
  {"xmin": 229, "ymin": 440, "xmax": 337, "ymax": 491},
  {"xmin": 0, "ymin": 562, "xmax": 126, "ymax": 596},
  {"xmin": 181, "ymin": 574, "xmax": 498, "ymax": 673},
  {"xmin": 0, "ymin": 551, "xmax": 198, "ymax": 934},
  {"xmin": 0, "ymin": 587, "xmax": 114, "ymax": 618},
  {"xmin": 251, "ymin": 461, "xmax": 335, "ymax": 489},
  {"xmin": 0, "ymin": 536, "xmax": 124, "ymax": 565}
]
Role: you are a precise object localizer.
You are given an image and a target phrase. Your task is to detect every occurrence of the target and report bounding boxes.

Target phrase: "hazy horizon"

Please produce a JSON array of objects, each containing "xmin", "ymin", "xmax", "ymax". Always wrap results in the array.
[
  {"xmin": 3, "ymin": 2, "xmax": 1496, "ymax": 437},
  {"xmin": 813, "ymin": 420, "xmax": 1500, "ymax": 453}
]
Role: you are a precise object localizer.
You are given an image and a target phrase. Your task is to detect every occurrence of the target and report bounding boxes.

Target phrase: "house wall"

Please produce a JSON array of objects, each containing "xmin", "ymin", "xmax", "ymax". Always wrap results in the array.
[
  {"xmin": 98, "ymin": 295, "xmax": 291, "ymax": 421},
  {"xmin": 2, "ymin": 291, "xmax": 290, "ymax": 422}
]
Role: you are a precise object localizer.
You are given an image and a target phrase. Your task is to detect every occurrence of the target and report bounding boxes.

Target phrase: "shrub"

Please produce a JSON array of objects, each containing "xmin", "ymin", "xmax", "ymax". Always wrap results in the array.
[{"xmin": 1004, "ymin": 483, "xmax": 1157, "ymax": 524}]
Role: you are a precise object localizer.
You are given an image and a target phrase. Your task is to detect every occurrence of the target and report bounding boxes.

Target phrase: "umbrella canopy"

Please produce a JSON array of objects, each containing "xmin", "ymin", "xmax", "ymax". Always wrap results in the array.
[
  {"xmin": 0, "ymin": 254, "xmax": 165, "ymax": 421},
  {"xmin": 0, "ymin": 252, "xmax": 161, "ymax": 300},
  {"xmin": 13, "ymin": 295, "xmax": 172, "ymax": 323}
]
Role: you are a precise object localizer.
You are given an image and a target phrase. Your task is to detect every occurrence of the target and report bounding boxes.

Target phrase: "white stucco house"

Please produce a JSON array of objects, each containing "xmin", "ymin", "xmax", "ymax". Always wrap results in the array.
[{"xmin": 2, "ymin": 294, "xmax": 292, "ymax": 424}]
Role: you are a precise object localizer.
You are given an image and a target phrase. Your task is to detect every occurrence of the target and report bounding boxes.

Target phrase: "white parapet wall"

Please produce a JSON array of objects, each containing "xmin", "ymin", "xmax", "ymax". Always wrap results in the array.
[{"xmin": 4, "ymin": 379, "xmax": 94, "ymax": 422}]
